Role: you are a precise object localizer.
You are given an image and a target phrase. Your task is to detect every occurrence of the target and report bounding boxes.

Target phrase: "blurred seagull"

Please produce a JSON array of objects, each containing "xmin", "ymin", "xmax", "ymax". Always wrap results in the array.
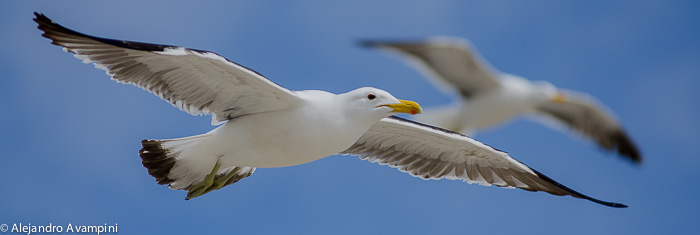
[
  {"xmin": 361, "ymin": 37, "xmax": 641, "ymax": 164},
  {"xmin": 35, "ymin": 13, "xmax": 626, "ymax": 207}
]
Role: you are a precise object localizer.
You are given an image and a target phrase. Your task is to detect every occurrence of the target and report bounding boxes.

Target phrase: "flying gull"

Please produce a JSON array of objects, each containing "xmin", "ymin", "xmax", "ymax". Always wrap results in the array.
[
  {"xmin": 361, "ymin": 37, "xmax": 641, "ymax": 164},
  {"xmin": 34, "ymin": 13, "xmax": 626, "ymax": 207}
]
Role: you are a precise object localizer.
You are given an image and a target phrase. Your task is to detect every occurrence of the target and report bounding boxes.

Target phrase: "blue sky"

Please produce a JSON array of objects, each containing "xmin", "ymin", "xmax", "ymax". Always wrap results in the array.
[{"xmin": 1, "ymin": 1, "xmax": 698, "ymax": 234}]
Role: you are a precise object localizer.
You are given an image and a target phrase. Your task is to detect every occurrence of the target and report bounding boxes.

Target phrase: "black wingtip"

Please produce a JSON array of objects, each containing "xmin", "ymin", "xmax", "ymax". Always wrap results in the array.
[
  {"xmin": 33, "ymin": 12, "xmax": 178, "ymax": 53},
  {"xmin": 33, "ymin": 11, "xmax": 97, "ymax": 47},
  {"xmin": 531, "ymin": 169, "xmax": 629, "ymax": 208},
  {"xmin": 33, "ymin": 12, "xmax": 59, "ymax": 31},
  {"xmin": 357, "ymin": 39, "xmax": 382, "ymax": 48},
  {"xmin": 356, "ymin": 39, "xmax": 412, "ymax": 48},
  {"xmin": 611, "ymin": 130, "xmax": 643, "ymax": 165},
  {"xmin": 357, "ymin": 39, "xmax": 429, "ymax": 49},
  {"xmin": 603, "ymin": 202, "xmax": 629, "ymax": 208},
  {"xmin": 33, "ymin": 12, "xmax": 52, "ymax": 32},
  {"xmin": 33, "ymin": 11, "xmax": 45, "ymax": 19}
]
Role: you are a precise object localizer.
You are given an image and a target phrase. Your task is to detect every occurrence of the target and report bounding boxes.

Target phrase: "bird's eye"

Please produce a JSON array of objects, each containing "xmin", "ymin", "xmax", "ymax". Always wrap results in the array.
[{"xmin": 367, "ymin": 94, "xmax": 376, "ymax": 100}]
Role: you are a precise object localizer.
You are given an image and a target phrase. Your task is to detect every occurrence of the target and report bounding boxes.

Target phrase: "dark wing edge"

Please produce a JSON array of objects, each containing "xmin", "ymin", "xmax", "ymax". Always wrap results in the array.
[
  {"xmin": 34, "ymin": 12, "xmax": 298, "ymax": 123},
  {"xmin": 33, "ymin": 12, "xmax": 269, "ymax": 79},
  {"xmin": 536, "ymin": 95, "xmax": 642, "ymax": 164},
  {"xmin": 529, "ymin": 168, "xmax": 628, "ymax": 208},
  {"xmin": 342, "ymin": 116, "xmax": 627, "ymax": 208}
]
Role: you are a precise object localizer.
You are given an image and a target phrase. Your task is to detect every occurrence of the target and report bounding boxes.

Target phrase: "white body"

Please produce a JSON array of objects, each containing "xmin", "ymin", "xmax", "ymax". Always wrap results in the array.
[
  {"xmin": 189, "ymin": 90, "xmax": 376, "ymax": 169},
  {"xmin": 166, "ymin": 88, "xmax": 402, "ymax": 189},
  {"xmin": 418, "ymin": 74, "xmax": 555, "ymax": 133}
]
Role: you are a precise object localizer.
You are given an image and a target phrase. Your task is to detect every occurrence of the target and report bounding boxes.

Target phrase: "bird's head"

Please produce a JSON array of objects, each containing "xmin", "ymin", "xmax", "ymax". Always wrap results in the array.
[
  {"xmin": 340, "ymin": 87, "xmax": 422, "ymax": 120},
  {"xmin": 531, "ymin": 80, "xmax": 567, "ymax": 104}
]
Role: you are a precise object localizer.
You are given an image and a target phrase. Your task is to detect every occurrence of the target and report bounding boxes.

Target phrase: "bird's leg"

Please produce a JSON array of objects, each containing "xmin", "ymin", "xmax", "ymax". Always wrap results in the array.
[
  {"xmin": 186, "ymin": 160, "xmax": 222, "ymax": 200},
  {"xmin": 203, "ymin": 167, "xmax": 242, "ymax": 195}
]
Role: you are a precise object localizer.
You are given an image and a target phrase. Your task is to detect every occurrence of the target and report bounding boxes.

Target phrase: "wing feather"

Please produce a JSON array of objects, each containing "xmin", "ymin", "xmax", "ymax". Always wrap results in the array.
[
  {"xmin": 535, "ymin": 91, "xmax": 642, "ymax": 163},
  {"xmin": 35, "ymin": 13, "xmax": 298, "ymax": 125},
  {"xmin": 360, "ymin": 37, "xmax": 501, "ymax": 98},
  {"xmin": 342, "ymin": 116, "xmax": 627, "ymax": 208}
]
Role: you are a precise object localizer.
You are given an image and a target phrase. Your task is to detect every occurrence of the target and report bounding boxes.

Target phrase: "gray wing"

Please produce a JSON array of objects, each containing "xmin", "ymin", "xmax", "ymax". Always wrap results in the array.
[
  {"xmin": 360, "ymin": 37, "xmax": 501, "ymax": 98},
  {"xmin": 342, "ymin": 116, "xmax": 627, "ymax": 208},
  {"xmin": 35, "ymin": 13, "xmax": 298, "ymax": 125},
  {"xmin": 536, "ymin": 91, "xmax": 641, "ymax": 163}
]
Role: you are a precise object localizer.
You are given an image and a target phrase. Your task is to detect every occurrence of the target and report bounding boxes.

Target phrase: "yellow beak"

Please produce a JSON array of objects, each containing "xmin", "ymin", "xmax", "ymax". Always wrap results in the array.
[
  {"xmin": 379, "ymin": 99, "xmax": 422, "ymax": 115},
  {"xmin": 552, "ymin": 92, "xmax": 568, "ymax": 103}
]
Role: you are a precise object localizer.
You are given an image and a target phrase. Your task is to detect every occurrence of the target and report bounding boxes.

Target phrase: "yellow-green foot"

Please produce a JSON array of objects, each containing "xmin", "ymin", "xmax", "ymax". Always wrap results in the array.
[
  {"xmin": 186, "ymin": 160, "xmax": 222, "ymax": 200},
  {"xmin": 185, "ymin": 161, "xmax": 241, "ymax": 200},
  {"xmin": 202, "ymin": 167, "xmax": 241, "ymax": 195}
]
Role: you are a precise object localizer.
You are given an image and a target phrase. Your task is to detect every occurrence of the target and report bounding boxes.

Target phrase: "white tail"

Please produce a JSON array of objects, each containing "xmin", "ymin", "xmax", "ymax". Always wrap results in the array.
[{"xmin": 139, "ymin": 133, "xmax": 255, "ymax": 195}]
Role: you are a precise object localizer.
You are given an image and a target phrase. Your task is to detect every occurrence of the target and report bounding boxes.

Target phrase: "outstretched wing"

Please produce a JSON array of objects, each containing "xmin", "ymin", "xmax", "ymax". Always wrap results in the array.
[
  {"xmin": 342, "ymin": 116, "xmax": 627, "ymax": 208},
  {"xmin": 535, "ymin": 91, "xmax": 641, "ymax": 163},
  {"xmin": 360, "ymin": 37, "xmax": 501, "ymax": 98},
  {"xmin": 34, "ymin": 12, "xmax": 298, "ymax": 125}
]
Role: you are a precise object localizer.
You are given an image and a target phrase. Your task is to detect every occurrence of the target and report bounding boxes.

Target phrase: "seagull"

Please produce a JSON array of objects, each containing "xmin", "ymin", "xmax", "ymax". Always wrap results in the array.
[
  {"xmin": 35, "ymin": 13, "xmax": 626, "ymax": 207},
  {"xmin": 360, "ymin": 37, "xmax": 641, "ymax": 164}
]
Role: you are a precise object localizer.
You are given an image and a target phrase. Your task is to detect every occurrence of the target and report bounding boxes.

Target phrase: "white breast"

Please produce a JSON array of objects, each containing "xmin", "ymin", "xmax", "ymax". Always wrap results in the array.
[
  {"xmin": 459, "ymin": 74, "xmax": 540, "ymax": 130},
  {"xmin": 210, "ymin": 91, "xmax": 375, "ymax": 168}
]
